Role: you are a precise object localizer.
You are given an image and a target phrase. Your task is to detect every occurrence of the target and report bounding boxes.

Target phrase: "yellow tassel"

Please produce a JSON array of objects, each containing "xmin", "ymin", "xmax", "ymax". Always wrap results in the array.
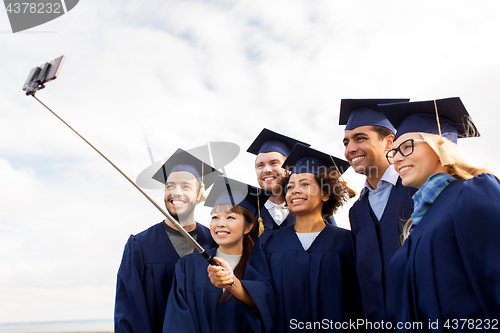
[
  {"xmin": 196, "ymin": 162, "xmax": 207, "ymax": 202},
  {"xmin": 256, "ymin": 192, "xmax": 265, "ymax": 237},
  {"xmin": 433, "ymin": 100, "xmax": 455, "ymax": 167},
  {"xmin": 197, "ymin": 182, "xmax": 207, "ymax": 202},
  {"xmin": 329, "ymin": 155, "xmax": 345, "ymax": 182},
  {"xmin": 257, "ymin": 217, "xmax": 264, "ymax": 237}
]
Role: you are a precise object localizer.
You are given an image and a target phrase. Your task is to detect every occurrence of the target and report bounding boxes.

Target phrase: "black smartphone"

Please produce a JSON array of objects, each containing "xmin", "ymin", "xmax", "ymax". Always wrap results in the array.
[{"xmin": 23, "ymin": 55, "xmax": 65, "ymax": 94}]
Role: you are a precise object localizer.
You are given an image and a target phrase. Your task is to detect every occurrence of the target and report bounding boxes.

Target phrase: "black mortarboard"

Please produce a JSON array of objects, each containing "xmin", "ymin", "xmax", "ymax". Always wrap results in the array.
[
  {"xmin": 247, "ymin": 128, "xmax": 310, "ymax": 157},
  {"xmin": 152, "ymin": 148, "xmax": 222, "ymax": 188},
  {"xmin": 283, "ymin": 144, "xmax": 350, "ymax": 175},
  {"xmin": 136, "ymin": 142, "xmax": 238, "ymax": 189},
  {"xmin": 204, "ymin": 176, "xmax": 271, "ymax": 216},
  {"xmin": 378, "ymin": 97, "xmax": 479, "ymax": 143},
  {"xmin": 339, "ymin": 98, "xmax": 410, "ymax": 132}
]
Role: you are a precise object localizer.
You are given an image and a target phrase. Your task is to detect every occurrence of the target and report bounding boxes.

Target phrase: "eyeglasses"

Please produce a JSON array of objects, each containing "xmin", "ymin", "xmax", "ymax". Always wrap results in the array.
[{"xmin": 386, "ymin": 139, "xmax": 426, "ymax": 164}]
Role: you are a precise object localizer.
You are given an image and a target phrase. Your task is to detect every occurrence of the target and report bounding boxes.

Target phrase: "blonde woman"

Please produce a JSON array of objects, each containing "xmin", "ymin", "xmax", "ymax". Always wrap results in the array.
[{"xmin": 379, "ymin": 97, "xmax": 500, "ymax": 332}]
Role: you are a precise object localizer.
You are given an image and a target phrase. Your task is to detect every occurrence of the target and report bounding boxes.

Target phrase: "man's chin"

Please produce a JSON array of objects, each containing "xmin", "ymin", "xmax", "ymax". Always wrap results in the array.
[
  {"xmin": 167, "ymin": 211, "xmax": 180, "ymax": 221},
  {"xmin": 167, "ymin": 208, "xmax": 195, "ymax": 222},
  {"xmin": 352, "ymin": 164, "xmax": 368, "ymax": 176},
  {"xmin": 259, "ymin": 180, "xmax": 280, "ymax": 192}
]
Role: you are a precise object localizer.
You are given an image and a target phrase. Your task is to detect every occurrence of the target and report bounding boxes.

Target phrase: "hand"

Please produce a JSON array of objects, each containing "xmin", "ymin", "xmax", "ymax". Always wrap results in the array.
[
  {"xmin": 208, "ymin": 257, "xmax": 256, "ymax": 309},
  {"xmin": 207, "ymin": 257, "xmax": 235, "ymax": 289}
]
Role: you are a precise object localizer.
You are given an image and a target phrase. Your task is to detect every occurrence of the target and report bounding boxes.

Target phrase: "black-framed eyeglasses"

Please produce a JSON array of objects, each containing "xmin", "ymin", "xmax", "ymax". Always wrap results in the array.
[{"xmin": 386, "ymin": 138, "xmax": 426, "ymax": 164}]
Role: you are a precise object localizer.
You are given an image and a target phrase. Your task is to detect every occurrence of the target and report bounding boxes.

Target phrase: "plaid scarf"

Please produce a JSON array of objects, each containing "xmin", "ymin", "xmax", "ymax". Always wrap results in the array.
[{"xmin": 411, "ymin": 172, "xmax": 456, "ymax": 226}]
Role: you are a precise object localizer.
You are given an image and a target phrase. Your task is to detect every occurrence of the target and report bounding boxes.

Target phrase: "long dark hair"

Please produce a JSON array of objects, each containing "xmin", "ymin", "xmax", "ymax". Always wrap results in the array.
[{"xmin": 211, "ymin": 203, "xmax": 256, "ymax": 302}]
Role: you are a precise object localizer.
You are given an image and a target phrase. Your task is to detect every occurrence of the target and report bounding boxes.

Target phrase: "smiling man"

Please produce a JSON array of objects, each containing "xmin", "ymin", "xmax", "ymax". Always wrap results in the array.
[
  {"xmin": 246, "ymin": 128, "xmax": 311, "ymax": 240},
  {"xmin": 340, "ymin": 99, "xmax": 416, "ymax": 333},
  {"xmin": 114, "ymin": 148, "xmax": 221, "ymax": 333}
]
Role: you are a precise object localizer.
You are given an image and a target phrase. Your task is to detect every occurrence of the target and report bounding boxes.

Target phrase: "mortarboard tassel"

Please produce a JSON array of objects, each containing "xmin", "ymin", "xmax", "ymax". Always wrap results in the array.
[
  {"xmin": 433, "ymin": 100, "xmax": 456, "ymax": 166},
  {"xmin": 329, "ymin": 155, "xmax": 344, "ymax": 182},
  {"xmin": 257, "ymin": 192, "xmax": 264, "ymax": 237},
  {"xmin": 197, "ymin": 162, "xmax": 208, "ymax": 202}
]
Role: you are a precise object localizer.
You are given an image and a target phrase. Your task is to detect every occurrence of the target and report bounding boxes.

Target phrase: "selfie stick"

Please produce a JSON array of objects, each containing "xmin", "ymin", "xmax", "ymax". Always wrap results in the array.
[{"xmin": 23, "ymin": 56, "xmax": 218, "ymax": 266}]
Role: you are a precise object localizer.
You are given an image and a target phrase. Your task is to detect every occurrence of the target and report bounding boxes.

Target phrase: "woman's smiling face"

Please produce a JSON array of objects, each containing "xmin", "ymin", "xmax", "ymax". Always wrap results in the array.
[
  {"xmin": 392, "ymin": 132, "xmax": 448, "ymax": 189},
  {"xmin": 210, "ymin": 206, "xmax": 251, "ymax": 255},
  {"xmin": 285, "ymin": 173, "xmax": 327, "ymax": 216}
]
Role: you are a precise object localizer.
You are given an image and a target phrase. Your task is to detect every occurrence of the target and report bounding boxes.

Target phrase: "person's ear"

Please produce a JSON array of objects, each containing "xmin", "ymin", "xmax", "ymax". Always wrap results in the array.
[
  {"xmin": 385, "ymin": 134, "xmax": 395, "ymax": 152},
  {"xmin": 244, "ymin": 222, "xmax": 254, "ymax": 235}
]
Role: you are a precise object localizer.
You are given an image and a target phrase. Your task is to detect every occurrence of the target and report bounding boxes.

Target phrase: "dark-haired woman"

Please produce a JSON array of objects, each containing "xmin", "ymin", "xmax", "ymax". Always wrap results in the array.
[
  {"xmin": 163, "ymin": 176, "xmax": 270, "ymax": 333},
  {"xmin": 208, "ymin": 145, "xmax": 363, "ymax": 332}
]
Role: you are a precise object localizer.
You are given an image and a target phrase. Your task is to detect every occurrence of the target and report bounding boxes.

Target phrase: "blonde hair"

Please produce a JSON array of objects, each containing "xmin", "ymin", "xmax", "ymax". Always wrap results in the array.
[
  {"xmin": 418, "ymin": 133, "xmax": 493, "ymax": 179},
  {"xmin": 400, "ymin": 132, "xmax": 495, "ymax": 244}
]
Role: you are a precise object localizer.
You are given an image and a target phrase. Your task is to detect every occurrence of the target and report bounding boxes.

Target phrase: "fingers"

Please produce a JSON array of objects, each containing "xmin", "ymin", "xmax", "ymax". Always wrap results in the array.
[
  {"xmin": 207, "ymin": 264, "xmax": 224, "ymax": 274},
  {"xmin": 207, "ymin": 266, "xmax": 232, "ymax": 280},
  {"xmin": 208, "ymin": 276, "xmax": 234, "ymax": 289},
  {"xmin": 212, "ymin": 257, "xmax": 232, "ymax": 272},
  {"xmin": 207, "ymin": 259, "xmax": 235, "ymax": 288}
]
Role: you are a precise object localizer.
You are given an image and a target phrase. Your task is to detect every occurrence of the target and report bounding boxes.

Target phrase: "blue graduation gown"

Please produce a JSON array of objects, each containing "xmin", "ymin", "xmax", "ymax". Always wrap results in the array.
[
  {"xmin": 249, "ymin": 206, "xmax": 296, "ymax": 241},
  {"xmin": 349, "ymin": 178, "xmax": 416, "ymax": 331},
  {"xmin": 163, "ymin": 247, "xmax": 260, "ymax": 333},
  {"xmin": 390, "ymin": 174, "xmax": 500, "ymax": 332},
  {"xmin": 250, "ymin": 207, "xmax": 337, "ymax": 241},
  {"xmin": 242, "ymin": 224, "xmax": 363, "ymax": 333},
  {"xmin": 114, "ymin": 222, "xmax": 216, "ymax": 333}
]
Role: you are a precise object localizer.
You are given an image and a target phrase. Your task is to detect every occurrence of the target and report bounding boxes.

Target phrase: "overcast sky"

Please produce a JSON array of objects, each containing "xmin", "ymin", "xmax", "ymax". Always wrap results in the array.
[{"xmin": 1, "ymin": 0, "xmax": 500, "ymax": 324}]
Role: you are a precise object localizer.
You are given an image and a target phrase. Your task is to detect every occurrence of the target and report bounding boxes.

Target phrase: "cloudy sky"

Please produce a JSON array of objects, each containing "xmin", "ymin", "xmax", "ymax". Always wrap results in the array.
[{"xmin": 1, "ymin": 0, "xmax": 500, "ymax": 325}]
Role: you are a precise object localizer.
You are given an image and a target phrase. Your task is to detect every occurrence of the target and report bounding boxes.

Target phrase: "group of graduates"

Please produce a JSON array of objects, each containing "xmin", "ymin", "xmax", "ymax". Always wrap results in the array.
[{"xmin": 114, "ymin": 97, "xmax": 500, "ymax": 332}]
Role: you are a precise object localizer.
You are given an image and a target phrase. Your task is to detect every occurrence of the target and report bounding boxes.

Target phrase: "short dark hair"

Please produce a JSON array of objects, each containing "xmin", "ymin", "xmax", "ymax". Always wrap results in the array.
[{"xmin": 371, "ymin": 125, "xmax": 394, "ymax": 141}]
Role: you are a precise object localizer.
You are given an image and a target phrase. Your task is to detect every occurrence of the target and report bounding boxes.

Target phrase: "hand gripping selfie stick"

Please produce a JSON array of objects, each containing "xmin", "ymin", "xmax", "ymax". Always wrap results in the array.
[{"xmin": 23, "ymin": 55, "xmax": 218, "ymax": 266}]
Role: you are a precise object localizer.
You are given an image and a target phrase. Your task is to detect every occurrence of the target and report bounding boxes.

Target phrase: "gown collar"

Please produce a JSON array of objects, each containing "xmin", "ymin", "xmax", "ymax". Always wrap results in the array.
[{"xmin": 411, "ymin": 172, "xmax": 456, "ymax": 226}]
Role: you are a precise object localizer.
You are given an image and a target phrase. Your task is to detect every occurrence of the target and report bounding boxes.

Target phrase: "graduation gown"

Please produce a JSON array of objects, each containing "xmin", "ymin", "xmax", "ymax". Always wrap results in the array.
[
  {"xmin": 249, "ymin": 206, "xmax": 296, "ymax": 241},
  {"xmin": 390, "ymin": 174, "xmax": 500, "ymax": 332},
  {"xmin": 163, "ymin": 247, "xmax": 260, "ymax": 333},
  {"xmin": 250, "ymin": 207, "xmax": 336, "ymax": 241},
  {"xmin": 242, "ymin": 224, "xmax": 363, "ymax": 333},
  {"xmin": 114, "ymin": 222, "xmax": 216, "ymax": 333},
  {"xmin": 349, "ymin": 177, "xmax": 416, "ymax": 330}
]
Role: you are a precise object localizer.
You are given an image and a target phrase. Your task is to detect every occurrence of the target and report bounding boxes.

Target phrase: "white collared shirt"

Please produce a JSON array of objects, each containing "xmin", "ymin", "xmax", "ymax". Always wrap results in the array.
[
  {"xmin": 360, "ymin": 165, "xmax": 399, "ymax": 221},
  {"xmin": 264, "ymin": 200, "xmax": 290, "ymax": 225}
]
